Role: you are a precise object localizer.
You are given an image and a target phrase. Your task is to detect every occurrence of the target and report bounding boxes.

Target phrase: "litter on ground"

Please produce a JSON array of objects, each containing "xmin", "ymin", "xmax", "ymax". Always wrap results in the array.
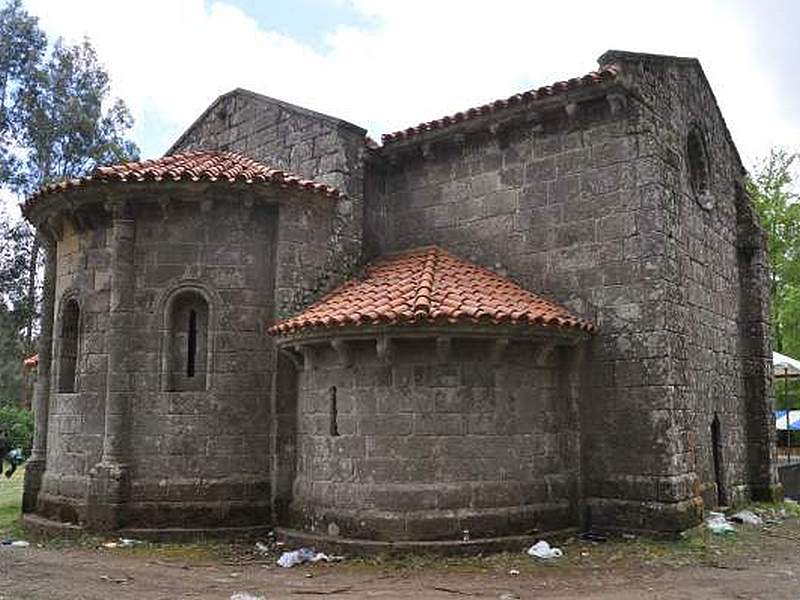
[
  {"xmin": 730, "ymin": 510, "xmax": 764, "ymax": 526},
  {"xmin": 706, "ymin": 512, "xmax": 736, "ymax": 535},
  {"xmin": 277, "ymin": 548, "xmax": 344, "ymax": 568},
  {"xmin": 527, "ymin": 540, "xmax": 563, "ymax": 559}
]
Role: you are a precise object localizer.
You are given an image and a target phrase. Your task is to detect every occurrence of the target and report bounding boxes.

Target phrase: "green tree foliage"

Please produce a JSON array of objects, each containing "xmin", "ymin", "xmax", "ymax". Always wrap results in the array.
[
  {"xmin": 747, "ymin": 148, "xmax": 800, "ymax": 357},
  {"xmin": 14, "ymin": 38, "xmax": 139, "ymax": 196},
  {"xmin": 0, "ymin": 1, "xmax": 139, "ymax": 410},
  {"xmin": 0, "ymin": 0, "xmax": 45, "ymax": 187},
  {"xmin": 0, "ymin": 403, "xmax": 33, "ymax": 452}
]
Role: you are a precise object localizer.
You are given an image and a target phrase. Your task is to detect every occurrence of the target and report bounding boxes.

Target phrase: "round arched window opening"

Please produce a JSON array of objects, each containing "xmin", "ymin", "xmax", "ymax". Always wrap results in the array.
[
  {"xmin": 687, "ymin": 127, "xmax": 713, "ymax": 209},
  {"xmin": 164, "ymin": 289, "xmax": 210, "ymax": 392}
]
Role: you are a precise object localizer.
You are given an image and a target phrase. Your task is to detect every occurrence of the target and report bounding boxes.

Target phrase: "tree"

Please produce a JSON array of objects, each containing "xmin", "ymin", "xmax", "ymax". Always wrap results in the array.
[
  {"xmin": 12, "ymin": 37, "xmax": 140, "ymax": 344},
  {"xmin": 14, "ymin": 38, "xmax": 139, "ymax": 196},
  {"xmin": 0, "ymin": 1, "xmax": 139, "ymax": 406},
  {"xmin": 747, "ymin": 148, "xmax": 800, "ymax": 357},
  {"xmin": 0, "ymin": 0, "xmax": 45, "ymax": 187}
]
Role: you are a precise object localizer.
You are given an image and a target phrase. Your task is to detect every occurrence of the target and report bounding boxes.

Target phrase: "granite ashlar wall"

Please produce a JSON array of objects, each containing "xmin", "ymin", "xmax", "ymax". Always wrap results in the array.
[
  {"xmin": 365, "ymin": 89, "xmax": 694, "ymax": 530},
  {"xmin": 363, "ymin": 53, "xmax": 776, "ymax": 530},
  {"xmin": 170, "ymin": 89, "xmax": 368, "ymax": 317},
  {"xmin": 291, "ymin": 335, "xmax": 582, "ymax": 541},
  {"xmin": 38, "ymin": 219, "xmax": 112, "ymax": 522},
  {"xmin": 37, "ymin": 191, "xmax": 281, "ymax": 528}
]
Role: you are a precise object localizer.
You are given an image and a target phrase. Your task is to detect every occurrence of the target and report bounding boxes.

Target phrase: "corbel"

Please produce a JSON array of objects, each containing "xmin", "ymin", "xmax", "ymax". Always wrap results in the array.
[
  {"xmin": 533, "ymin": 339, "xmax": 558, "ymax": 367},
  {"xmin": 436, "ymin": 336, "xmax": 452, "ymax": 364},
  {"xmin": 73, "ymin": 210, "xmax": 91, "ymax": 233},
  {"xmin": 296, "ymin": 344, "xmax": 316, "ymax": 371},
  {"xmin": 200, "ymin": 197, "xmax": 214, "ymax": 214},
  {"xmin": 565, "ymin": 102, "xmax": 580, "ymax": 120},
  {"xmin": 281, "ymin": 346, "xmax": 304, "ymax": 371},
  {"xmin": 48, "ymin": 215, "xmax": 64, "ymax": 241},
  {"xmin": 104, "ymin": 198, "xmax": 130, "ymax": 221},
  {"xmin": 376, "ymin": 335, "xmax": 394, "ymax": 364},
  {"xmin": 421, "ymin": 142, "xmax": 434, "ymax": 160},
  {"xmin": 158, "ymin": 196, "xmax": 172, "ymax": 221},
  {"xmin": 606, "ymin": 92, "xmax": 627, "ymax": 115},
  {"xmin": 490, "ymin": 337, "xmax": 510, "ymax": 366},
  {"xmin": 331, "ymin": 339, "xmax": 353, "ymax": 368}
]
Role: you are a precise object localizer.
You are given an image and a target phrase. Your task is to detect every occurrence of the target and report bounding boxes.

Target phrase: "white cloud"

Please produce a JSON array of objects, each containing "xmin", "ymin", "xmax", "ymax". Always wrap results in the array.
[{"xmin": 21, "ymin": 0, "xmax": 800, "ymax": 168}]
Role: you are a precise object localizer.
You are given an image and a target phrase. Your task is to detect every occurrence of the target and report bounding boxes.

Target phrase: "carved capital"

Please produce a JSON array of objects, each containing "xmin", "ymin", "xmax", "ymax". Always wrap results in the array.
[
  {"xmin": 376, "ymin": 336, "xmax": 394, "ymax": 364},
  {"xmin": 331, "ymin": 339, "xmax": 353, "ymax": 368},
  {"xmin": 436, "ymin": 336, "xmax": 452, "ymax": 364},
  {"xmin": 491, "ymin": 337, "xmax": 510, "ymax": 366}
]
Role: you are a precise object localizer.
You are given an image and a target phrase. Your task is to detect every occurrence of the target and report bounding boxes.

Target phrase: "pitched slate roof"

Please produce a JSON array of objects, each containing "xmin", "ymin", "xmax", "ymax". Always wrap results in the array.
[
  {"xmin": 270, "ymin": 246, "xmax": 595, "ymax": 336},
  {"xmin": 381, "ymin": 65, "xmax": 619, "ymax": 145},
  {"xmin": 23, "ymin": 150, "xmax": 341, "ymax": 211}
]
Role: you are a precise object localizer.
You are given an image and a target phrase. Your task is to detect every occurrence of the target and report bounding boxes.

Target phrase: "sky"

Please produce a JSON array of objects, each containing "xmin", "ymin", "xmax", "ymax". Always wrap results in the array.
[{"xmin": 12, "ymin": 0, "xmax": 800, "ymax": 175}]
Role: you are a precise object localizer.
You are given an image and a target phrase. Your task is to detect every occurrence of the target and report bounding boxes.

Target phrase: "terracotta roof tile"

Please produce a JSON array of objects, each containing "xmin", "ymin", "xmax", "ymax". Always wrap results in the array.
[
  {"xmin": 23, "ymin": 150, "xmax": 341, "ymax": 211},
  {"xmin": 270, "ymin": 246, "xmax": 595, "ymax": 336},
  {"xmin": 381, "ymin": 65, "xmax": 619, "ymax": 146}
]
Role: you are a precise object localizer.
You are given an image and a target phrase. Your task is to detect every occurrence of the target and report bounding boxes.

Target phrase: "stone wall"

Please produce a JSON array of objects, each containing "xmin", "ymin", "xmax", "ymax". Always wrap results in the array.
[
  {"xmin": 363, "ymin": 52, "xmax": 775, "ymax": 530},
  {"xmin": 601, "ymin": 51, "xmax": 778, "ymax": 509},
  {"xmin": 123, "ymin": 194, "xmax": 276, "ymax": 527},
  {"xmin": 290, "ymin": 335, "xmax": 582, "ymax": 541},
  {"xmin": 170, "ymin": 89, "xmax": 368, "ymax": 316},
  {"xmin": 38, "ymin": 189, "xmax": 282, "ymax": 528},
  {"xmin": 365, "ymin": 88, "xmax": 690, "ymax": 529},
  {"xmin": 39, "ymin": 219, "xmax": 111, "ymax": 522}
]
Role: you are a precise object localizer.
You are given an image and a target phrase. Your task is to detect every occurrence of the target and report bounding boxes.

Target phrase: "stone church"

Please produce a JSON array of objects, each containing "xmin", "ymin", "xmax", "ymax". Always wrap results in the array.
[{"xmin": 20, "ymin": 50, "xmax": 780, "ymax": 543}]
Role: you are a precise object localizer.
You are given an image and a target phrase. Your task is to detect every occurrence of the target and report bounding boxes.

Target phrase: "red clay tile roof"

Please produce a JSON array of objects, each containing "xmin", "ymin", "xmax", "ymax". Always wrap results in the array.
[
  {"xmin": 381, "ymin": 65, "xmax": 619, "ymax": 146},
  {"xmin": 23, "ymin": 150, "xmax": 341, "ymax": 211},
  {"xmin": 270, "ymin": 246, "xmax": 595, "ymax": 336}
]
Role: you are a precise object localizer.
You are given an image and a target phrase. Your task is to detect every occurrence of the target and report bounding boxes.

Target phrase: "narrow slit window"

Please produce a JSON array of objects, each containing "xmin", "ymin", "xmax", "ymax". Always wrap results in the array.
[
  {"xmin": 165, "ymin": 290, "xmax": 209, "ymax": 392},
  {"xmin": 329, "ymin": 386, "xmax": 339, "ymax": 436},
  {"xmin": 187, "ymin": 309, "xmax": 197, "ymax": 377}
]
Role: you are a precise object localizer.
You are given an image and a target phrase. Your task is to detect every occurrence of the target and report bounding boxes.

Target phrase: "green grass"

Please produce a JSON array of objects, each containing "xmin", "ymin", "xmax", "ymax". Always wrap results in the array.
[{"xmin": 0, "ymin": 466, "xmax": 25, "ymax": 539}]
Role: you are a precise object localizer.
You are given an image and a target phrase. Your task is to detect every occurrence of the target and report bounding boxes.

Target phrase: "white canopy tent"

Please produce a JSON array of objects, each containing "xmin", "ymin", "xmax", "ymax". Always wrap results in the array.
[
  {"xmin": 774, "ymin": 351, "xmax": 800, "ymax": 462},
  {"xmin": 774, "ymin": 351, "xmax": 800, "ymax": 379}
]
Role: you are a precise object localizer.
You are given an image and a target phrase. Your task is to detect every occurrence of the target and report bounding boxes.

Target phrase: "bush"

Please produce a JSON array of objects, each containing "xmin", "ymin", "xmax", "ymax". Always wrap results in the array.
[{"xmin": 0, "ymin": 404, "xmax": 33, "ymax": 454}]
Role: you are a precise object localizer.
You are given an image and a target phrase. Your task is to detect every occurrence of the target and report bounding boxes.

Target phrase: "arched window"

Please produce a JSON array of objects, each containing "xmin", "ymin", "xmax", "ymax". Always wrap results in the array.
[
  {"xmin": 687, "ymin": 126, "xmax": 712, "ymax": 208},
  {"xmin": 165, "ymin": 290, "xmax": 209, "ymax": 391},
  {"xmin": 58, "ymin": 298, "xmax": 80, "ymax": 393}
]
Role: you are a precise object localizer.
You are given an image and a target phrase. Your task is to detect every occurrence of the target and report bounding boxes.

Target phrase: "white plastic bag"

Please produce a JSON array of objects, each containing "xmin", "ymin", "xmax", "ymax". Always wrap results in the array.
[
  {"xmin": 527, "ymin": 540, "xmax": 563, "ymax": 559},
  {"xmin": 729, "ymin": 510, "xmax": 763, "ymax": 526},
  {"xmin": 277, "ymin": 548, "xmax": 315, "ymax": 568}
]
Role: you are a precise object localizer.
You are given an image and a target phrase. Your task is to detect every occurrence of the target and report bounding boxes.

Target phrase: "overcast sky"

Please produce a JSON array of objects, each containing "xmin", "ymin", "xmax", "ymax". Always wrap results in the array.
[{"xmin": 16, "ymin": 0, "xmax": 800, "ymax": 174}]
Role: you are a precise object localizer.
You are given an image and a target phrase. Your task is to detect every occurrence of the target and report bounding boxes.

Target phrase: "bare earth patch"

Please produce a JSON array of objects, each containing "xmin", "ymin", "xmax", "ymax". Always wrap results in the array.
[{"xmin": 3, "ymin": 477, "xmax": 800, "ymax": 599}]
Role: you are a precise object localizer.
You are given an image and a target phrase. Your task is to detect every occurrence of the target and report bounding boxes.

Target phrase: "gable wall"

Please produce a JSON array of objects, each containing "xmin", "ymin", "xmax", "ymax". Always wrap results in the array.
[
  {"xmin": 171, "ymin": 91, "xmax": 368, "ymax": 317},
  {"xmin": 363, "ymin": 56, "xmax": 774, "ymax": 528}
]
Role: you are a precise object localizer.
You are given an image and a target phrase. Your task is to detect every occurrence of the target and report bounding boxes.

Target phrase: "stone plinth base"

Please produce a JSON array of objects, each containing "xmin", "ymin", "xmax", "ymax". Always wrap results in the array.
[
  {"xmin": 291, "ymin": 502, "xmax": 574, "ymax": 542},
  {"xmin": 21, "ymin": 459, "xmax": 46, "ymax": 513},
  {"xmin": 276, "ymin": 526, "xmax": 574, "ymax": 557},
  {"xmin": 585, "ymin": 497, "xmax": 704, "ymax": 536}
]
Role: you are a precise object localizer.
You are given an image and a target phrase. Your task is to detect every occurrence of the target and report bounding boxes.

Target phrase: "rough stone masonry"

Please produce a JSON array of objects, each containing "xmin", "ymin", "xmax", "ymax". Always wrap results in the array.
[{"xmin": 20, "ymin": 50, "xmax": 780, "ymax": 543}]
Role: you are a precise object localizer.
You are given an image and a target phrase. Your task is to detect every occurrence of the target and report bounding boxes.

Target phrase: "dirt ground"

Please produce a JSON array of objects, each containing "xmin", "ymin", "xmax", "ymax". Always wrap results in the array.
[{"xmin": 3, "ymin": 509, "xmax": 800, "ymax": 600}]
